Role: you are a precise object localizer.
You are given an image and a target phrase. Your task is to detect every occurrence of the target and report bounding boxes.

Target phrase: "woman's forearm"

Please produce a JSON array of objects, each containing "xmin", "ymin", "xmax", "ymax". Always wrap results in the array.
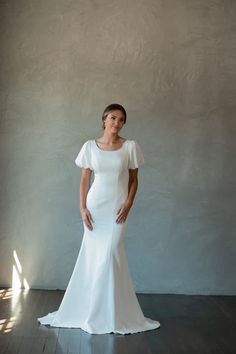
[
  {"xmin": 126, "ymin": 178, "xmax": 138, "ymax": 206},
  {"xmin": 80, "ymin": 178, "xmax": 90, "ymax": 211}
]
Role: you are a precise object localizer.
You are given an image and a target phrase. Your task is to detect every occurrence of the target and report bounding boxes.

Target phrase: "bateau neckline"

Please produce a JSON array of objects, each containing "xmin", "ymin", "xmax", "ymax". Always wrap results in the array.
[{"xmin": 94, "ymin": 139, "xmax": 128, "ymax": 152}]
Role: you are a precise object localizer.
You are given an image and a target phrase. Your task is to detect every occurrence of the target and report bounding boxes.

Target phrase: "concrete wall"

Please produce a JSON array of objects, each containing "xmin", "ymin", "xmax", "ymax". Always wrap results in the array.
[{"xmin": 0, "ymin": 0, "xmax": 235, "ymax": 294}]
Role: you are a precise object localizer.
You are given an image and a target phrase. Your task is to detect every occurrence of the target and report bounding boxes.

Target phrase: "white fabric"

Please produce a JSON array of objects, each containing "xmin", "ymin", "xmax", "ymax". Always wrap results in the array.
[{"xmin": 38, "ymin": 139, "xmax": 160, "ymax": 335}]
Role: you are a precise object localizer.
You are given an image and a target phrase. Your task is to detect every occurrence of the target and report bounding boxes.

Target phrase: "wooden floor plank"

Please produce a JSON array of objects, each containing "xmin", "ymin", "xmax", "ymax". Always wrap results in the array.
[
  {"xmin": 4, "ymin": 335, "xmax": 23, "ymax": 354},
  {"xmin": 43, "ymin": 335, "xmax": 58, "ymax": 354},
  {"xmin": 18, "ymin": 336, "xmax": 34, "ymax": 354}
]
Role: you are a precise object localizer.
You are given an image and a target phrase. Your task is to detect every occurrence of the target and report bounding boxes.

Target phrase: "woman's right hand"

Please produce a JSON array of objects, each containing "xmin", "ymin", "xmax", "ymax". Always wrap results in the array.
[{"xmin": 80, "ymin": 207, "xmax": 94, "ymax": 231}]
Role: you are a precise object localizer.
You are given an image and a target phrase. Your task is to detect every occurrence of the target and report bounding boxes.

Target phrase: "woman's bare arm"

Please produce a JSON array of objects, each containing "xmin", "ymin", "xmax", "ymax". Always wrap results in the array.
[
  {"xmin": 79, "ymin": 168, "xmax": 92, "ymax": 210},
  {"xmin": 80, "ymin": 168, "xmax": 94, "ymax": 230},
  {"xmin": 126, "ymin": 168, "xmax": 138, "ymax": 207}
]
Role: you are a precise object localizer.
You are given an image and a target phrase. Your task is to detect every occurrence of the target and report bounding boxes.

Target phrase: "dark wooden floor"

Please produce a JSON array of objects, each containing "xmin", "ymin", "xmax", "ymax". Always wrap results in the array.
[{"xmin": 0, "ymin": 288, "xmax": 235, "ymax": 354}]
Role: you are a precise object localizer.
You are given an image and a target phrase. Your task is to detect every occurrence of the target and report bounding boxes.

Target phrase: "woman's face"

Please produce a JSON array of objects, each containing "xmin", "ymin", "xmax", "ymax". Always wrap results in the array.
[{"xmin": 104, "ymin": 110, "xmax": 125, "ymax": 133}]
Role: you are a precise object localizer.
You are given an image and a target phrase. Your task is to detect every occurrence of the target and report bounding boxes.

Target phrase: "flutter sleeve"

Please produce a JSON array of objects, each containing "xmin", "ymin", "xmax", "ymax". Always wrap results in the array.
[
  {"xmin": 75, "ymin": 140, "xmax": 93, "ymax": 169},
  {"xmin": 128, "ymin": 140, "xmax": 145, "ymax": 169}
]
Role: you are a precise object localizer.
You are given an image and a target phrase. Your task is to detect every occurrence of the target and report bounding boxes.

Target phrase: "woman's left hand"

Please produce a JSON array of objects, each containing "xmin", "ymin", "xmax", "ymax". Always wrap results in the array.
[{"xmin": 116, "ymin": 201, "xmax": 132, "ymax": 223}]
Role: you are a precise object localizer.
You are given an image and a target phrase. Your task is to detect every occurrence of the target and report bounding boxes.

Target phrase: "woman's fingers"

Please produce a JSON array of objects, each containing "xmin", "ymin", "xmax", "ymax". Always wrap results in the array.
[
  {"xmin": 82, "ymin": 209, "xmax": 94, "ymax": 230},
  {"xmin": 116, "ymin": 209, "xmax": 122, "ymax": 223},
  {"xmin": 116, "ymin": 216, "xmax": 127, "ymax": 223},
  {"xmin": 85, "ymin": 215, "xmax": 93, "ymax": 230},
  {"xmin": 116, "ymin": 207, "xmax": 128, "ymax": 223},
  {"xmin": 89, "ymin": 213, "xmax": 94, "ymax": 223},
  {"xmin": 116, "ymin": 207, "xmax": 122, "ymax": 215}
]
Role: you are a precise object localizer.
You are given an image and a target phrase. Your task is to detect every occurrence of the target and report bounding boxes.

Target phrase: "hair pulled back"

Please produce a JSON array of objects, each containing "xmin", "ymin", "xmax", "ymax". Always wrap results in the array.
[{"xmin": 102, "ymin": 103, "xmax": 127, "ymax": 130}]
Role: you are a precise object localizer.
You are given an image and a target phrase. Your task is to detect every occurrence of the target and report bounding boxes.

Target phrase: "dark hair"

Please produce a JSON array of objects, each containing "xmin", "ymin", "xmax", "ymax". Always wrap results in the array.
[{"xmin": 102, "ymin": 103, "xmax": 127, "ymax": 130}]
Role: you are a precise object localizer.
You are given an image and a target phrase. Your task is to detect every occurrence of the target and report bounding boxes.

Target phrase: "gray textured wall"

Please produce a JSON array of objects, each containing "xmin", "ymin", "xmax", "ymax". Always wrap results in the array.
[{"xmin": 0, "ymin": 0, "xmax": 235, "ymax": 295}]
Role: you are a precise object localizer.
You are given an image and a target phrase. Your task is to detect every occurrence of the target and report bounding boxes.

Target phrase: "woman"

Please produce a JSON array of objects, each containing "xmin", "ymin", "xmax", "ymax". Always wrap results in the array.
[{"xmin": 38, "ymin": 103, "xmax": 161, "ymax": 335}]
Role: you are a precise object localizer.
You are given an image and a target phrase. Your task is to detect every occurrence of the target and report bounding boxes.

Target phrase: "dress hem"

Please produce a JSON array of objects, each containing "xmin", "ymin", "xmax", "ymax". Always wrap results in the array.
[{"xmin": 37, "ymin": 315, "xmax": 161, "ymax": 335}]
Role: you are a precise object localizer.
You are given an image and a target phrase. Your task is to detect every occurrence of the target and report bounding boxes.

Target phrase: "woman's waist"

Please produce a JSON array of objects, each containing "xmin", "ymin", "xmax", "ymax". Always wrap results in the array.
[{"xmin": 89, "ymin": 180, "xmax": 127, "ymax": 198}]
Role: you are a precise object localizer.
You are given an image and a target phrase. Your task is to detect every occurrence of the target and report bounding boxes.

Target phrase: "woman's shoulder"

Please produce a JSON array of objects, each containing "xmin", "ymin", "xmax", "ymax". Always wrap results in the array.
[
  {"xmin": 124, "ymin": 139, "xmax": 139, "ymax": 150},
  {"xmin": 125, "ymin": 139, "xmax": 138, "ymax": 145},
  {"xmin": 124, "ymin": 138, "xmax": 140, "ymax": 144},
  {"xmin": 124, "ymin": 138, "xmax": 135, "ymax": 143},
  {"xmin": 123, "ymin": 138, "xmax": 136, "ymax": 149},
  {"xmin": 78, "ymin": 139, "xmax": 94, "ymax": 151},
  {"xmin": 83, "ymin": 139, "xmax": 95, "ymax": 146}
]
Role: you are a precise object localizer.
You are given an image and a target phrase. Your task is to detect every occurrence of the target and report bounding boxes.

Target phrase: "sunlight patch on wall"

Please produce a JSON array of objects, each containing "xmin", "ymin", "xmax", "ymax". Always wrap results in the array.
[{"xmin": 12, "ymin": 250, "xmax": 30, "ymax": 290}]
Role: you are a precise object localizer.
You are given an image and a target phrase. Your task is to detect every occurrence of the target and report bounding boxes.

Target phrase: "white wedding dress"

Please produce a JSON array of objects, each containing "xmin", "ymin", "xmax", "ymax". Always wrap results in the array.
[{"xmin": 37, "ymin": 139, "xmax": 161, "ymax": 334}]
